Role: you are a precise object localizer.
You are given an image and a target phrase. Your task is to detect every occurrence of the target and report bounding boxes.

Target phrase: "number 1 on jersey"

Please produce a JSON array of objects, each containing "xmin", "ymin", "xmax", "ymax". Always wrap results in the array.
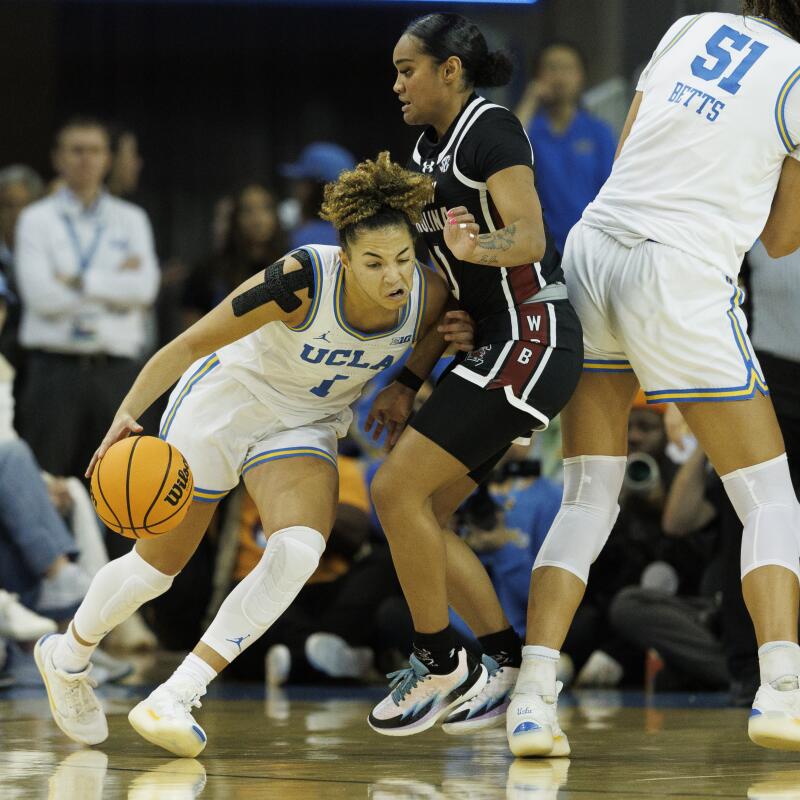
[
  {"xmin": 691, "ymin": 25, "xmax": 768, "ymax": 95},
  {"xmin": 310, "ymin": 374, "xmax": 349, "ymax": 398}
]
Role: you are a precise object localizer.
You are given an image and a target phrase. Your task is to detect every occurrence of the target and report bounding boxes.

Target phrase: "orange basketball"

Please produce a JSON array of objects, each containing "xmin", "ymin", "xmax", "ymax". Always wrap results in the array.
[{"xmin": 89, "ymin": 435, "xmax": 194, "ymax": 539}]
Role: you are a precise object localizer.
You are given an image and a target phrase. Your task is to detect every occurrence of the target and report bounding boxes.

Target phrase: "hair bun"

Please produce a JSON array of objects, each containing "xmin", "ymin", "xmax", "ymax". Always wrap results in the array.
[{"xmin": 474, "ymin": 50, "xmax": 514, "ymax": 88}]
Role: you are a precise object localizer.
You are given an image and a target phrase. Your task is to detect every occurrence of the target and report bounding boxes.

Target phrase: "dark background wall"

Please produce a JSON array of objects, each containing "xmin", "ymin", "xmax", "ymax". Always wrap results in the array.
[{"xmin": 0, "ymin": 0, "xmax": 718, "ymax": 260}]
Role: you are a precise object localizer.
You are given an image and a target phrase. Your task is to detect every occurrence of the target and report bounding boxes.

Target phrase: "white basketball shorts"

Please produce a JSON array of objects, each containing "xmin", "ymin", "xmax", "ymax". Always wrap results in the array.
[
  {"xmin": 564, "ymin": 221, "xmax": 768, "ymax": 404},
  {"xmin": 158, "ymin": 353, "xmax": 344, "ymax": 503}
]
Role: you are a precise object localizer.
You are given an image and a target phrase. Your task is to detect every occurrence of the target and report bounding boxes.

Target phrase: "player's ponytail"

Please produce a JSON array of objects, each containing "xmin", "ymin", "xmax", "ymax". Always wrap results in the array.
[
  {"xmin": 320, "ymin": 151, "xmax": 431, "ymax": 250},
  {"xmin": 473, "ymin": 50, "xmax": 514, "ymax": 89},
  {"xmin": 403, "ymin": 13, "xmax": 514, "ymax": 89},
  {"xmin": 743, "ymin": 1, "xmax": 800, "ymax": 42}
]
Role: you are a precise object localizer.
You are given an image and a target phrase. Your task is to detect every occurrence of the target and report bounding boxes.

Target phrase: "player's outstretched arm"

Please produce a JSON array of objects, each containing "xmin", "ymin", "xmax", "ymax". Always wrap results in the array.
[
  {"xmin": 443, "ymin": 166, "xmax": 546, "ymax": 268},
  {"xmin": 86, "ymin": 254, "xmax": 313, "ymax": 476}
]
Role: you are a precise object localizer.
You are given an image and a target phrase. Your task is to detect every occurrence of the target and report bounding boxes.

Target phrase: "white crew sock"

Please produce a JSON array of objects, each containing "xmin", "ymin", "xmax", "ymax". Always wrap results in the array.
[
  {"xmin": 53, "ymin": 623, "xmax": 98, "ymax": 674},
  {"xmin": 165, "ymin": 652, "xmax": 218, "ymax": 694}
]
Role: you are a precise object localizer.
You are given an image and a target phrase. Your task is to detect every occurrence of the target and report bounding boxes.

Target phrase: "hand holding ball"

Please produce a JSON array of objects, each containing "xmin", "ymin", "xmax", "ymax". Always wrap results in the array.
[{"xmin": 89, "ymin": 436, "xmax": 194, "ymax": 539}]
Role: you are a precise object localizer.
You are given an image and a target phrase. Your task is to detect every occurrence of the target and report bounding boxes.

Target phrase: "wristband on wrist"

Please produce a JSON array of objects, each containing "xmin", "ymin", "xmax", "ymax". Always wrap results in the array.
[{"xmin": 395, "ymin": 366, "xmax": 424, "ymax": 392}]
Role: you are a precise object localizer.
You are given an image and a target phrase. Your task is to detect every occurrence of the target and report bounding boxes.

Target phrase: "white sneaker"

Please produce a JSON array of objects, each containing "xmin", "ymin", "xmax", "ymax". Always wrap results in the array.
[
  {"xmin": 48, "ymin": 750, "xmax": 108, "ymax": 800},
  {"xmin": 368, "ymin": 648, "xmax": 487, "ymax": 736},
  {"xmin": 749, "ymin": 679, "xmax": 800, "ymax": 751},
  {"xmin": 36, "ymin": 563, "xmax": 92, "ymax": 616},
  {"xmin": 441, "ymin": 655, "xmax": 518, "ymax": 734},
  {"xmin": 104, "ymin": 613, "xmax": 157, "ymax": 653},
  {"xmin": 128, "ymin": 681, "xmax": 207, "ymax": 758},
  {"xmin": 506, "ymin": 758, "xmax": 571, "ymax": 800},
  {"xmin": 574, "ymin": 649, "xmax": 623, "ymax": 688},
  {"xmin": 89, "ymin": 648, "xmax": 133, "ymax": 684},
  {"xmin": 305, "ymin": 632, "xmax": 373, "ymax": 679},
  {"xmin": 127, "ymin": 758, "xmax": 207, "ymax": 800},
  {"xmin": 34, "ymin": 633, "xmax": 108, "ymax": 746},
  {"xmin": 0, "ymin": 590, "xmax": 56, "ymax": 641},
  {"xmin": 266, "ymin": 644, "xmax": 292, "ymax": 687},
  {"xmin": 506, "ymin": 681, "xmax": 570, "ymax": 758}
]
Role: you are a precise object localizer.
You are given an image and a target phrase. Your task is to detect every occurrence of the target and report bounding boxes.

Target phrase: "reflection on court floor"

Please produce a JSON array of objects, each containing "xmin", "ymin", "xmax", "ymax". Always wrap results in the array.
[{"xmin": 1, "ymin": 686, "xmax": 800, "ymax": 798}]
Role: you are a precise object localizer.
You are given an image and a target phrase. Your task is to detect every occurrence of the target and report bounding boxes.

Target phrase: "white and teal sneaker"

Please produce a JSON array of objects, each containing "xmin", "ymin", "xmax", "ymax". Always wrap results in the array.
[
  {"xmin": 441, "ymin": 655, "xmax": 518, "ymax": 734},
  {"xmin": 506, "ymin": 680, "xmax": 570, "ymax": 757},
  {"xmin": 368, "ymin": 647, "xmax": 487, "ymax": 737},
  {"xmin": 749, "ymin": 678, "xmax": 800, "ymax": 751}
]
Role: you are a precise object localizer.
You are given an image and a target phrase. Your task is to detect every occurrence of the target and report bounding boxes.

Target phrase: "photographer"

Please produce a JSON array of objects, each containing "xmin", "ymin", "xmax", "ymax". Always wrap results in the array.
[
  {"xmin": 565, "ymin": 394, "xmax": 717, "ymax": 688},
  {"xmin": 606, "ymin": 407, "xmax": 729, "ymax": 691}
]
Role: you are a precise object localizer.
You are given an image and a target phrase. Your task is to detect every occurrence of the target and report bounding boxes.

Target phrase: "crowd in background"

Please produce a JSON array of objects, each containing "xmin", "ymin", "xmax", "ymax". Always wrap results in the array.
[{"xmin": 0, "ymin": 40, "xmax": 797, "ymax": 707}]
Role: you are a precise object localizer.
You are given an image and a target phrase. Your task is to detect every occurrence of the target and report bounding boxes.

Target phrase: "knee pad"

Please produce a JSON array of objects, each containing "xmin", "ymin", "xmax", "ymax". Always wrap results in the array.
[
  {"xmin": 722, "ymin": 454, "xmax": 800, "ymax": 581},
  {"xmin": 74, "ymin": 549, "xmax": 174, "ymax": 640},
  {"xmin": 533, "ymin": 455, "xmax": 626, "ymax": 584},
  {"xmin": 242, "ymin": 526, "xmax": 326, "ymax": 627}
]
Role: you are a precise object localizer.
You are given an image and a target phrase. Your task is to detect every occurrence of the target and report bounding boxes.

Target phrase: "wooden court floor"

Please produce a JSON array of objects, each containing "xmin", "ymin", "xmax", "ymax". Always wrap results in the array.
[{"xmin": 2, "ymin": 687, "xmax": 800, "ymax": 798}]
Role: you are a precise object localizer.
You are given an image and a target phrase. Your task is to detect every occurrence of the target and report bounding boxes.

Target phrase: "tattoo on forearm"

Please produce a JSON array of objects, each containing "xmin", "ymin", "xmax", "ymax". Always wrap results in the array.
[
  {"xmin": 477, "ymin": 222, "xmax": 517, "ymax": 252},
  {"xmin": 478, "ymin": 253, "xmax": 499, "ymax": 265}
]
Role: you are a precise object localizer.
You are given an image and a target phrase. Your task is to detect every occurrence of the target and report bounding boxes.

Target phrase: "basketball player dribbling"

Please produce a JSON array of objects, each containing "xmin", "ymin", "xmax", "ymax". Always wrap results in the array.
[
  {"xmin": 507, "ymin": 1, "xmax": 800, "ymax": 757},
  {"xmin": 34, "ymin": 153, "xmax": 477, "ymax": 757}
]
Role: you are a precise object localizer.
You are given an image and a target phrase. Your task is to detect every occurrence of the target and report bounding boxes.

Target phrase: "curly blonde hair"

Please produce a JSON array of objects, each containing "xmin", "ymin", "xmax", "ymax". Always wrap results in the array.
[{"xmin": 320, "ymin": 151, "xmax": 432, "ymax": 247}]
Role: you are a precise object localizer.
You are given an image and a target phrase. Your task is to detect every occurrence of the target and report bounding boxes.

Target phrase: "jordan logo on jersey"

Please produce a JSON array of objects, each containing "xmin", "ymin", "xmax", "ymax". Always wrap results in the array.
[{"xmin": 300, "ymin": 344, "xmax": 395, "ymax": 371}]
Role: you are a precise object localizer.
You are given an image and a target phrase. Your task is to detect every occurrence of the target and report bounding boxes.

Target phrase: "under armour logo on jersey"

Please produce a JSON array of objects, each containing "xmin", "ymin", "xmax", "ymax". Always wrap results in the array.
[
  {"xmin": 226, "ymin": 634, "xmax": 251, "ymax": 652},
  {"xmin": 421, "ymin": 160, "xmax": 435, "ymax": 174},
  {"xmin": 314, "ymin": 331, "xmax": 331, "ymax": 343},
  {"xmin": 439, "ymin": 155, "xmax": 451, "ymax": 173}
]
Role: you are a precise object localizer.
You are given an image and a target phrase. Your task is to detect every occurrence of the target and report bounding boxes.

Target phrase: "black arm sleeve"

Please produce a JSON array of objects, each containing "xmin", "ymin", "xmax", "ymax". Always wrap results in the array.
[{"xmin": 231, "ymin": 248, "xmax": 316, "ymax": 316}]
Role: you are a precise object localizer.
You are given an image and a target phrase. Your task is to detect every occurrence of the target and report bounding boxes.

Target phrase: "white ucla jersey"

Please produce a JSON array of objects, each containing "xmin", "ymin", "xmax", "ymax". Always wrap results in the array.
[
  {"xmin": 216, "ymin": 245, "xmax": 428, "ymax": 427},
  {"xmin": 583, "ymin": 13, "xmax": 800, "ymax": 277}
]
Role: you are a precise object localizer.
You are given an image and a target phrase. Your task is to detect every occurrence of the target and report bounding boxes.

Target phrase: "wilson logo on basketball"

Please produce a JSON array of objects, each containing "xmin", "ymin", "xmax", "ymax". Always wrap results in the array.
[{"xmin": 164, "ymin": 458, "xmax": 191, "ymax": 506}]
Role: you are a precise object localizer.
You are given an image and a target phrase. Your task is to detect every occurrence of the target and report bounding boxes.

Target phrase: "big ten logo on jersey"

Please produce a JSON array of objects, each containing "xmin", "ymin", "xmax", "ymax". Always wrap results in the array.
[
  {"xmin": 299, "ymin": 344, "xmax": 395, "ymax": 372},
  {"xmin": 667, "ymin": 23, "xmax": 768, "ymax": 123}
]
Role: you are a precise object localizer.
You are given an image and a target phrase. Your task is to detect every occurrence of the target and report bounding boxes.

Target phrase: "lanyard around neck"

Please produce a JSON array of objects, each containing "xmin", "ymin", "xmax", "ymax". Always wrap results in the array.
[{"xmin": 62, "ymin": 214, "xmax": 105, "ymax": 273}]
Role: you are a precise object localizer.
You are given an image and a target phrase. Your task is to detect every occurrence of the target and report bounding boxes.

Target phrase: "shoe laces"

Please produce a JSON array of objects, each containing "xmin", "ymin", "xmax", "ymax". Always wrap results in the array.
[
  {"xmin": 387, "ymin": 656, "xmax": 429, "ymax": 705},
  {"xmin": 61, "ymin": 667, "xmax": 100, "ymax": 718},
  {"xmin": 161, "ymin": 683, "xmax": 204, "ymax": 716}
]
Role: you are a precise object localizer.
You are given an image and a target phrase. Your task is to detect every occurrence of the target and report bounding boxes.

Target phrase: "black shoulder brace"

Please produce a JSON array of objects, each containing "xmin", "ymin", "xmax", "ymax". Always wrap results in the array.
[{"xmin": 231, "ymin": 249, "xmax": 316, "ymax": 317}]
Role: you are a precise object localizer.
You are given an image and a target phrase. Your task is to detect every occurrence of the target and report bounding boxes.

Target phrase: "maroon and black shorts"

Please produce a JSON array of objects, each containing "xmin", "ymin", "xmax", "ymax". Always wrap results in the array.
[{"xmin": 410, "ymin": 299, "xmax": 583, "ymax": 483}]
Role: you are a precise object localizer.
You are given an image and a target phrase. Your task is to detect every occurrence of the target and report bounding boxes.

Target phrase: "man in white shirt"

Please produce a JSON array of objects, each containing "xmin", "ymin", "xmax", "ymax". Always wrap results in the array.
[{"xmin": 14, "ymin": 117, "xmax": 160, "ymax": 477}]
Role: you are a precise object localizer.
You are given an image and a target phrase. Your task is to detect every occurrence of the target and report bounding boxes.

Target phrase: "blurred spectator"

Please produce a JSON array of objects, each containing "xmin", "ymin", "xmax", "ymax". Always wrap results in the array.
[
  {"xmin": 280, "ymin": 142, "xmax": 356, "ymax": 250},
  {"xmin": 183, "ymin": 184, "xmax": 287, "ymax": 325},
  {"xmin": 14, "ymin": 116, "xmax": 160, "ymax": 477},
  {"xmin": 0, "ymin": 165, "xmax": 44, "ymax": 371},
  {"xmin": 608, "ymin": 441, "xmax": 729, "ymax": 692},
  {"xmin": 560, "ymin": 394, "xmax": 716, "ymax": 688},
  {"xmin": 515, "ymin": 42, "xmax": 616, "ymax": 255},
  {"xmin": 107, "ymin": 126, "xmax": 143, "ymax": 199},
  {"xmin": 223, "ymin": 455, "xmax": 408, "ymax": 684}
]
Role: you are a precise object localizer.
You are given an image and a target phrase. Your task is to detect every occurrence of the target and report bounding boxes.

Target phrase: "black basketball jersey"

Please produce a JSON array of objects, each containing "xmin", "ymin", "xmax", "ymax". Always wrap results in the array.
[{"xmin": 408, "ymin": 94, "xmax": 564, "ymax": 339}]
